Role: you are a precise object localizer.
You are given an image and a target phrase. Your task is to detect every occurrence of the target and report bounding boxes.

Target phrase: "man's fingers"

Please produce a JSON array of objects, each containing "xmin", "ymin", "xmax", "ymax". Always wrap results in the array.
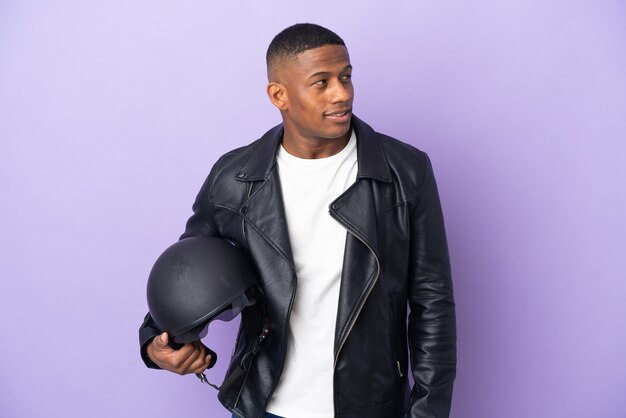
[
  {"xmin": 177, "ymin": 343, "xmax": 203, "ymax": 373},
  {"xmin": 193, "ymin": 353, "xmax": 212, "ymax": 374},
  {"xmin": 179, "ymin": 342, "xmax": 214, "ymax": 374},
  {"xmin": 190, "ymin": 350, "xmax": 212, "ymax": 374},
  {"xmin": 189, "ymin": 342, "xmax": 212, "ymax": 373},
  {"xmin": 149, "ymin": 336, "xmax": 214, "ymax": 375}
]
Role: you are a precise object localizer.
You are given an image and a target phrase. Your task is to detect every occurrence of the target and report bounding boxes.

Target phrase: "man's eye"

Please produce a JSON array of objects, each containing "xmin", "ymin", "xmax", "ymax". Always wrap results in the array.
[
  {"xmin": 341, "ymin": 74, "xmax": 352, "ymax": 81},
  {"xmin": 314, "ymin": 79, "xmax": 327, "ymax": 86}
]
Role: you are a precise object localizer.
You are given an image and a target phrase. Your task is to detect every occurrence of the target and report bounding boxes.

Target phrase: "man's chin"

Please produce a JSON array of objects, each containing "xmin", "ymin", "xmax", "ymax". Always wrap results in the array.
[{"xmin": 323, "ymin": 121, "xmax": 352, "ymax": 140}]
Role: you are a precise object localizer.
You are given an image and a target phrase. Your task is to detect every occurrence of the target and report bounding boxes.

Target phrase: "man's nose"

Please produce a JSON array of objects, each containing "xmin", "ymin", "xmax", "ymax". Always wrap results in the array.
[{"xmin": 329, "ymin": 80, "xmax": 352, "ymax": 104}]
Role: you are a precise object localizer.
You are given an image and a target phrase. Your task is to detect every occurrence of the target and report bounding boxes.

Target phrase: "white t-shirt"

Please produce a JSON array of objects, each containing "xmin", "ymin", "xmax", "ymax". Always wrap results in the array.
[{"xmin": 267, "ymin": 131, "xmax": 357, "ymax": 418}]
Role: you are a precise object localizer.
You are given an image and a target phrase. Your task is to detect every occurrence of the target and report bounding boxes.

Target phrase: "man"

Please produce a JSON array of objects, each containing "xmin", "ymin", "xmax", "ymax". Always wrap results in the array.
[{"xmin": 139, "ymin": 23, "xmax": 456, "ymax": 418}]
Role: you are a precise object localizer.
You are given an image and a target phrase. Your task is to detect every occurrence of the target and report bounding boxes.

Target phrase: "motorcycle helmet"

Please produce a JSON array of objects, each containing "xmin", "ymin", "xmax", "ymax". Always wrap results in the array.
[{"xmin": 147, "ymin": 236, "xmax": 260, "ymax": 344}]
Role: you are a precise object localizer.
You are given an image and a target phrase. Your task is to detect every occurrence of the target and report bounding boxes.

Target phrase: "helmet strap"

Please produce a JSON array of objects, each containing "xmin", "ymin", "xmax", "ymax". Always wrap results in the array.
[{"xmin": 195, "ymin": 306, "xmax": 270, "ymax": 394}]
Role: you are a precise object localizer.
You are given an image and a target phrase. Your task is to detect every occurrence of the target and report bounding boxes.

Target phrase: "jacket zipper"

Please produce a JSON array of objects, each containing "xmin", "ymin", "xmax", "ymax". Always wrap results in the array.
[
  {"xmin": 332, "ymin": 228, "xmax": 381, "ymax": 417},
  {"xmin": 332, "ymin": 229, "xmax": 380, "ymax": 367}
]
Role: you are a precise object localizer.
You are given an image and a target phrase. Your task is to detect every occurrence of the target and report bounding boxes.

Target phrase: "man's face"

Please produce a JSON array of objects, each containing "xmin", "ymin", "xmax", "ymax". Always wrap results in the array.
[{"xmin": 270, "ymin": 44, "xmax": 354, "ymax": 143}]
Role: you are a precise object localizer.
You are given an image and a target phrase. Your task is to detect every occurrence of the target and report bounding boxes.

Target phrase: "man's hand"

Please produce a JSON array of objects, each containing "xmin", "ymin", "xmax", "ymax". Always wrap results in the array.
[{"xmin": 147, "ymin": 332, "xmax": 213, "ymax": 375}]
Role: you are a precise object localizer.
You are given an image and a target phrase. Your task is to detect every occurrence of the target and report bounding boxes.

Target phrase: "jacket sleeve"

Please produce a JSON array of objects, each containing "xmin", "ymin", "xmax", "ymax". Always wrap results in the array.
[
  {"xmin": 138, "ymin": 163, "xmax": 221, "ymax": 369},
  {"xmin": 407, "ymin": 154, "xmax": 457, "ymax": 417}
]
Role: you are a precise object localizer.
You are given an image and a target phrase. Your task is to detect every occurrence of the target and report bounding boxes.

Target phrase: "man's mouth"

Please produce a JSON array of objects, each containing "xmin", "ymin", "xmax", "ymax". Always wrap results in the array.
[{"xmin": 324, "ymin": 109, "xmax": 352, "ymax": 121}]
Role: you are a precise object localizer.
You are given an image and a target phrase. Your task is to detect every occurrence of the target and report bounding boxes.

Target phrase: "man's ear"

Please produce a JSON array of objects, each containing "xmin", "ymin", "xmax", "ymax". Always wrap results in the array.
[{"xmin": 267, "ymin": 82, "xmax": 288, "ymax": 111}]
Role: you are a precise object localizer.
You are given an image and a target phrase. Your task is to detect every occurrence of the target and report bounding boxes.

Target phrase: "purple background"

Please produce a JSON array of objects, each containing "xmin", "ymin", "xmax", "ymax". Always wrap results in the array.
[{"xmin": 1, "ymin": 1, "xmax": 625, "ymax": 417}]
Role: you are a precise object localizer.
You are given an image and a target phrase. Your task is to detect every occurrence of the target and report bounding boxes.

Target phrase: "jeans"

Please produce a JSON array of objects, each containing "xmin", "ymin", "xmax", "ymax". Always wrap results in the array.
[{"xmin": 232, "ymin": 414, "xmax": 284, "ymax": 418}]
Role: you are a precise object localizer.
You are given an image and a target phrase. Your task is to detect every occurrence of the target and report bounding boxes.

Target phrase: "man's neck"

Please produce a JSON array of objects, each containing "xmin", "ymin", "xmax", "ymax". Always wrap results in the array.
[{"xmin": 281, "ymin": 129, "xmax": 351, "ymax": 159}]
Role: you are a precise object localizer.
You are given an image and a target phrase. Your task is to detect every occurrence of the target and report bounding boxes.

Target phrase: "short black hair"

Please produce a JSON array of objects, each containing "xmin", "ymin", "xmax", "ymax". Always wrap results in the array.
[{"xmin": 266, "ymin": 23, "xmax": 345, "ymax": 68}]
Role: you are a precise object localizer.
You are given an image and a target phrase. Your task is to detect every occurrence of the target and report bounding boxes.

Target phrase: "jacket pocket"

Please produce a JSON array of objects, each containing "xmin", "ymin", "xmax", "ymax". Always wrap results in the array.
[
  {"xmin": 233, "ymin": 363, "xmax": 252, "ymax": 408},
  {"xmin": 388, "ymin": 295, "xmax": 404, "ymax": 378},
  {"xmin": 223, "ymin": 336, "xmax": 255, "ymax": 409}
]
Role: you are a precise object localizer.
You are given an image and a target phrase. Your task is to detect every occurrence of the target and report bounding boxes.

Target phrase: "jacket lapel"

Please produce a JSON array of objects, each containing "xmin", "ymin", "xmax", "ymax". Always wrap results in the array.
[
  {"xmin": 234, "ymin": 116, "xmax": 393, "ymax": 353},
  {"xmin": 330, "ymin": 179, "xmax": 380, "ymax": 352},
  {"xmin": 234, "ymin": 124, "xmax": 295, "ymax": 270},
  {"xmin": 241, "ymin": 168, "xmax": 295, "ymax": 270},
  {"xmin": 330, "ymin": 116, "xmax": 393, "ymax": 353}
]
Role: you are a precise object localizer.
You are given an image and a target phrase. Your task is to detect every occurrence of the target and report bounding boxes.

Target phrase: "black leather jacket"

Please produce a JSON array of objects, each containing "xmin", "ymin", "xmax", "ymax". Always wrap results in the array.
[{"xmin": 139, "ymin": 116, "xmax": 456, "ymax": 418}]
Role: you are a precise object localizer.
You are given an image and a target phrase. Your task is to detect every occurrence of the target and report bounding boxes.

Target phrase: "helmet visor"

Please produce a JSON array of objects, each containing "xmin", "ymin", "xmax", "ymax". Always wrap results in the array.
[{"xmin": 171, "ymin": 290, "xmax": 257, "ymax": 344}]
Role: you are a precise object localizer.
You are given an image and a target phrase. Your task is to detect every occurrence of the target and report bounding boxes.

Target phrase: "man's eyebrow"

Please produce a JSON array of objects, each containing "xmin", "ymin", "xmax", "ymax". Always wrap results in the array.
[{"xmin": 307, "ymin": 65, "xmax": 353, "ymax": 79}]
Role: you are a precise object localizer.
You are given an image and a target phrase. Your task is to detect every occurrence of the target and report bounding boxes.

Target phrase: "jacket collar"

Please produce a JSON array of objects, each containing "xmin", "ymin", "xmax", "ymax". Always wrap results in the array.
[{"xmin": 234, "ymin": 115, "xmax": 392, "ymax": 183}]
